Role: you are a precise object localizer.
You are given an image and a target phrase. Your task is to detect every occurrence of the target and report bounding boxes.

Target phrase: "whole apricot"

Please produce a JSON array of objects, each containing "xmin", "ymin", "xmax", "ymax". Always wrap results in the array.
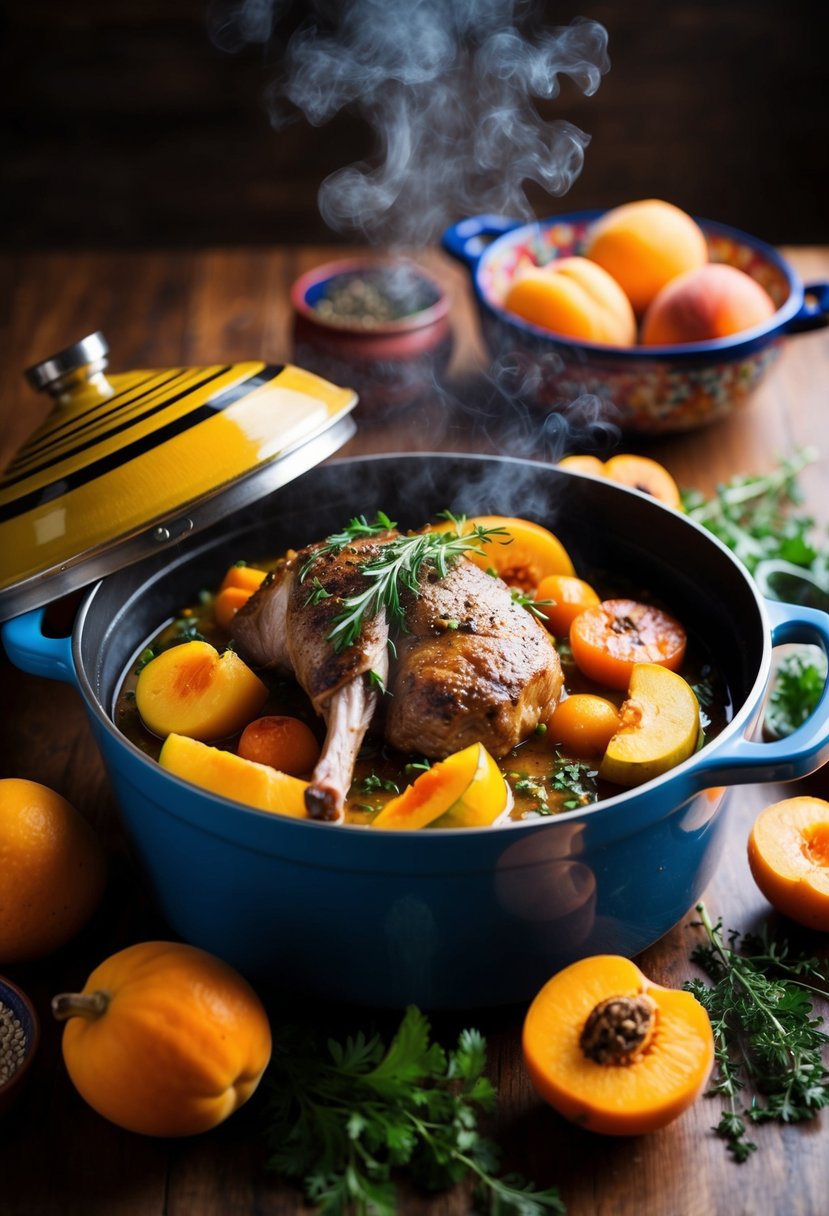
[
  {"xmin": 503, "ymin": 257, "xmax": 636, "ymax": 345},
  {"xmin": 641, "ymin": 263, "xmax": 776, "ymax": 345},
  {"xmin": 585, "ymin": 199, "xmax": 708, "ymax": 315}
]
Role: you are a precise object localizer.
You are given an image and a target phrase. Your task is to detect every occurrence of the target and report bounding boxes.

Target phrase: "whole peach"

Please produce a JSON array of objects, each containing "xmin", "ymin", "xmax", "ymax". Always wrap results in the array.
[
  {"xmin": 585, "ymin": 200, "xmax": 708, "ymax": 316},
  {"xmin": 503, "ymin": 256, "xmax": 636, "ymax": 346},
  {"xmin": 640, "ymin": 263, "xmax": 776, "ymax": 346}
]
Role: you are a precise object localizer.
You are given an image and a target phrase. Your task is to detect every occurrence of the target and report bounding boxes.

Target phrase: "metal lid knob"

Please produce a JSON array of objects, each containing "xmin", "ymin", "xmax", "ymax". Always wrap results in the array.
[{"xmin": 25, "ymin": 332, "xmax": 111, "ymax": 401}]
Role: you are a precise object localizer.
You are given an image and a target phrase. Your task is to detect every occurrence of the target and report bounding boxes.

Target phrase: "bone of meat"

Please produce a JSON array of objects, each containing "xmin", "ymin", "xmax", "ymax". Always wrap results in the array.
[
  {"xmin": 232, "ymin": 538, "xmax": 391, "ymax": 821},
  {"xmin": 385, "ymin": 558, "xmax": 563, "ymax": 758}
]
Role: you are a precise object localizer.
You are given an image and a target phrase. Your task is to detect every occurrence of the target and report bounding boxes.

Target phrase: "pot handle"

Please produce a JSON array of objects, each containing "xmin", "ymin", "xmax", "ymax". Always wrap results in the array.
[
  {"xmin": 692, "ymin": 598, "xmax": 829, "ymax": 786},
  {"xmin": 1, "ymin": 608, "xmax": 77, "ymax": 686},
  {"xmin": 784, "ymin": 281, "xmax": 829, "ymax": 335},
  {"xmin": 441, "ymin": 215, "xmax": 523, "ymax": 273}
]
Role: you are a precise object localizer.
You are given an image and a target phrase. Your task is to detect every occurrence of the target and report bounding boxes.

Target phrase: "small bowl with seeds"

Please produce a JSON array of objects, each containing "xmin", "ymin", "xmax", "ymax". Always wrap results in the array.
[
  {"xmin": 291, "ymin": 258, "xmax": 453, "ymax": 414},
  {"xmin": 0, "ymin": 975, "xmax": 39, "ymax": 1116}
]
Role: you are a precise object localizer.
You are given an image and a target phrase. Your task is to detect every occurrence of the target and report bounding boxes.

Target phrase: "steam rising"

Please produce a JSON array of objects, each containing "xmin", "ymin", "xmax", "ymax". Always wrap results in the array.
[{"xmin": 211, "ymin": 1, "xmax": 609, "ymax": 243}]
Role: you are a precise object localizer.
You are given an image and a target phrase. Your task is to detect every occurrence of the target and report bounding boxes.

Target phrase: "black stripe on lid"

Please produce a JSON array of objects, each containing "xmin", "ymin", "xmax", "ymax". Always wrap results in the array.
[
  {"xmin": 1, "ymin": 367, "xmax": 233, "ymax": 495},
  {"xmin": 0, "ymin": 365, "xmax": 285, "ymax": 526},
  {"xmin": 9, "ymin": 369, "xmax": 188, "ymax": 472}
]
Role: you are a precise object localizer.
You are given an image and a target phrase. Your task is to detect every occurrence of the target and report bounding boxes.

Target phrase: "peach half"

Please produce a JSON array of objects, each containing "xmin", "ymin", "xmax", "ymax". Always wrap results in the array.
[
  {"xmin": 136, "ymin": 640, "xmax": 268, "ymax": 742},
  {"xmin": 748, "ymin": 797, "xmax": 829, "ymax": 930}
]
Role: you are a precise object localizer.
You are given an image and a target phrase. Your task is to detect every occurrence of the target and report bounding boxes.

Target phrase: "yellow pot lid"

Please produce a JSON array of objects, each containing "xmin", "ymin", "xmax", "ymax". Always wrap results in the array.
[{"xmin": 0, "ymin": 333, "xmax": 357, "ymax": 621}]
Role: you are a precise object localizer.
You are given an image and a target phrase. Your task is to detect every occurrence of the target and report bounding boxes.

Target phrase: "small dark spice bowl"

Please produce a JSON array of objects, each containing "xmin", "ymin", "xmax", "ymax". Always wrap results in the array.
[
  {"xmin": 291, "ymin": 258, "xmax": 453, "ymax": 414},
  {"xmin": 0, "ymin": 975, "xmax": 40, "ymax": 1116}
]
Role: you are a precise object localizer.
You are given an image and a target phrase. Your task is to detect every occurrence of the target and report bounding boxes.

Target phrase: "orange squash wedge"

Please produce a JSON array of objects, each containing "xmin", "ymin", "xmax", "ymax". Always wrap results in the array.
[
  {"xmin": 159, "ymin": 733, "xmax": 309, "ymax": 818},
  {"xmin": 371, "ymin": 742, "xmax": 509, "ymax": 830}
]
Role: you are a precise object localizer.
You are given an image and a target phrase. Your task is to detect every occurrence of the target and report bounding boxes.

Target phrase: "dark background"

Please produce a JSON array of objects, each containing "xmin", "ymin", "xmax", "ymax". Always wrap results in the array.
[{"xmin": 3, "ymin": 0, "xmax": 827, "ymax": 250}]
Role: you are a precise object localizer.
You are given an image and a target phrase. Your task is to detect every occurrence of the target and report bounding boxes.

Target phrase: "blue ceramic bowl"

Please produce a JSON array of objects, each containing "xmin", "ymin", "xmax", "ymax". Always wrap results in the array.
[
  {"xmin": 4, "ymin": 454, "xmax": 829, "ymax": 1009},
  {"xmin": 442, "ymin": 211, "xmax": 829, "ymax": 433}
]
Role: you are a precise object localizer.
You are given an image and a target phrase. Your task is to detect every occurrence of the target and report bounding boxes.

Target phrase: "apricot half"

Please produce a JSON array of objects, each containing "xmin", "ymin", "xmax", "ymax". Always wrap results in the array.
[
  {"xmin": 136, "ymin": 640, "xmax": 268, "ymax": 742},
  {"xmin": 159, "ymin": 733, "xmax": 309, "ymax": 818},
  {"xmin": 599, "ymin": 664, "xmax": 700, "ymax": 787},
  {"xmin": 522, "ymin": 954, "xmax": 714, "ymax": 1135},
  {"xmin": 371, "ymin": 742, "xmax": 510, "ymax": 830},
  {"xmin": 748, "ymin": 797, "xmax": 829, "ymax": 930},
  {"xmin": 503, "ymin": 257, "xmax": 637, "ymax": 345}
]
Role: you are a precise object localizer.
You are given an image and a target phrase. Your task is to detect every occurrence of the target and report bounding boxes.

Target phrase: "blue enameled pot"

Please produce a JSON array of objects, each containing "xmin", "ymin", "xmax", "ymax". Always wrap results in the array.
[{"xmin": 4, "ymin": 454, "xmax": 829, "ymax": 1008}]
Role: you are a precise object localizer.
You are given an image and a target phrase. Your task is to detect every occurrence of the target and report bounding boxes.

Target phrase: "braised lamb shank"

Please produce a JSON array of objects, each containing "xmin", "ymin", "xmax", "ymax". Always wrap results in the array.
[{"xmin": 232, "ymin": 533, "xmax": 562, "ymax": 821}]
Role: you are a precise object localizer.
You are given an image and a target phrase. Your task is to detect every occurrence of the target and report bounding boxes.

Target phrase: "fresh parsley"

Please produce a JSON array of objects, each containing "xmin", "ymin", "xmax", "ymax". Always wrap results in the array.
[
  {"xmin": 301, "ymin": 514, "xmax": 509, "ymax": 653},
  {"xmin": 550, "ymin": 754, "xmax": 599, "ymax": 810},
  {"xmin": 359, "ymin": 771, "xmax": 400, "ymax": 795},
  {"xmin": 685, "ymin": 902, "xmax": 829, "ymax": 1162},
  {"xmin": 263, "ymin": 1005, "xmax": 565, "ymax": 1215},
  {"xmin": 764, "ymin": 646, "xmax": 828, "ymax": 739}
]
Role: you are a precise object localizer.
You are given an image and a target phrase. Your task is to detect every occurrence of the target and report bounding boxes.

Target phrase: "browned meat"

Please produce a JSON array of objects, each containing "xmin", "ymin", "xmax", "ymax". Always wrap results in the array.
[
  {"xmin": 232, "ymin": 537, "xmax": 391, "ymax": 821},
  {"xmin": 385, "ymin": 558, "xmax": 563, "ymax": 758},
  {"xmin": 232, "ymin": 534, "xmax": 563, "ymax": 818}
]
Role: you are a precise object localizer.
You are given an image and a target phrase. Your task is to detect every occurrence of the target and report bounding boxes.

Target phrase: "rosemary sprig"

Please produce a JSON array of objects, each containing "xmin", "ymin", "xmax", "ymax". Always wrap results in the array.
[
  {"xmin": 303, "ymin": 516, "xmax": 509, "ymax": 653},
  {"xmin": 685, "ymin": 902, "xmax": 829, "ymax": 1161},
  {"xmin": 510, "ymin": 587, "xmax": 554, "ymax": 621},
  {"xmin": 306, "ymin": 512, "xmax": 398, "ymax": 566}
]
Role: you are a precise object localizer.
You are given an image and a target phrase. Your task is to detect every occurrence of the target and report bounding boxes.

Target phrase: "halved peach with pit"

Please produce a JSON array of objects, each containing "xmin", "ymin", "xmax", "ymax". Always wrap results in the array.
[
  {"xmin": 522, "ymin": 954, "xmax": 714, "ymax": 1135},
  {"xmin": 136, "ymin": 640, "xmax": 268, "ymax": 742},
  {"xmin": 748, "ymin": 797, "xmax": 829, "ymax": 930}
]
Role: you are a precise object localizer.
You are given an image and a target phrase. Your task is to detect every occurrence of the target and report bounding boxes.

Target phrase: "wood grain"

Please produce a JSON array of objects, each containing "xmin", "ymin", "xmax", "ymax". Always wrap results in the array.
[{"xmin": 0, "ymin": 246, "xmax": 828, "ymax": 1215}]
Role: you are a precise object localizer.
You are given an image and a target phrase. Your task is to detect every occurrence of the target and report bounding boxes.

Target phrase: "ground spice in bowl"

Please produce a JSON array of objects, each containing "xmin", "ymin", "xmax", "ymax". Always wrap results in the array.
[
  {"xmin": 292, "ymin": 258, "xmax": 453, "ymax": 413},
  {"xmin": 311, "ymin": 266, "xmax": 441, "ymax": 328}
]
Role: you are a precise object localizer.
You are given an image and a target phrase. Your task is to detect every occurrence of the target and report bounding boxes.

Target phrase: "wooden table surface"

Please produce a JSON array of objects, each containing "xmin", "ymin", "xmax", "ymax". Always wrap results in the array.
[{"xmin": 1, "ymin": 246, "xmax": 828, "ymax": 1216}]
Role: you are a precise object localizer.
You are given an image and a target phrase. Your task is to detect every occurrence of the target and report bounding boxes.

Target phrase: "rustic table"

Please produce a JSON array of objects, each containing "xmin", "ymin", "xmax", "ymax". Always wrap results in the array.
[{"xmin": 1, "ymin": 246, "xmax": 828, "ymax": 1216}]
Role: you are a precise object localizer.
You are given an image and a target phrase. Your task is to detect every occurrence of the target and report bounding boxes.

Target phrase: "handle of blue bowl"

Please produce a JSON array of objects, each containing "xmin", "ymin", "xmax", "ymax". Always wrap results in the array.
[
  {"xmin": 784, "ymin": 281, "xmax": 829, "ymax": 335},
  {"xmin": 693, "ymin": 598, "xmax": 829, "ymax": 786},
  {"xmin": 1, "ymin": 608, "xmax": 78, "ymax": 685},
  {"xmin": 441, "ymin": 215, "xmax": 523, "ymax": 273}
]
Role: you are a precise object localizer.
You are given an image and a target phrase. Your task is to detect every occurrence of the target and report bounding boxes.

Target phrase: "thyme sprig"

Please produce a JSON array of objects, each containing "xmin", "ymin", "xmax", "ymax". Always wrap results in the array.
[
  {"xmin": 685, "ymin": 902, "xmax": 829, "ymax": 1162},
  {"xmin": 302, "ymin": 514, "xmax": 510, "ymax": 653},
  {"xmin": 682, "ymin": 447, "xmax": 824, "ymax": 580},
  {"xmin": 264, "ymin": 1005, "xmax": 564, "ymax": 1215}
]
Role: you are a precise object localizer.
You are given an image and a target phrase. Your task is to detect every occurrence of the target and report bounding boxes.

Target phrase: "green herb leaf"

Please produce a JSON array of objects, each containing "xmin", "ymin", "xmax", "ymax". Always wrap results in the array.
[
  {"xmin": 764, "ymin": 646, "xmax": 827, "ymax": 739},
  {"xmin": 313, "ymin": 519, "xmax": 509, "ymax": 653},
  {"xmin": 682, "ymin": 449, "xmax": 827, "ymax": 586},
  {"xmin": 510, "ymin": 588, "xmax": 553, "ymax": 621},
  {"xmin": 685, "ymin": 902, "xmax": 829, "ymax": 1161},
  {"xmin": 264, "ymin": 1006, "xmax": 564, "ymax": 1215}
]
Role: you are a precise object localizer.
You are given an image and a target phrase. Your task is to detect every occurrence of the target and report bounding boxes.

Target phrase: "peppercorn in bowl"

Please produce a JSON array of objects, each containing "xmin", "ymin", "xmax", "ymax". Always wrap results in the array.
[{"xmin": 0, "ymin": 975, "xmax": 39, "ymax": 1115}]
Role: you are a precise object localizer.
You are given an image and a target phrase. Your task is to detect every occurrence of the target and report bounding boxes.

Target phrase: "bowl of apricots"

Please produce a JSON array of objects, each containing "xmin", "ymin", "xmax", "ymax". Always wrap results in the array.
[
  {"xmin": 442, "ymin": 199, "xmax": 828, "ymax": 432},
  {"xmin": 4, "ymin": 453, "xmax": 829, "ymax": 1009}
]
